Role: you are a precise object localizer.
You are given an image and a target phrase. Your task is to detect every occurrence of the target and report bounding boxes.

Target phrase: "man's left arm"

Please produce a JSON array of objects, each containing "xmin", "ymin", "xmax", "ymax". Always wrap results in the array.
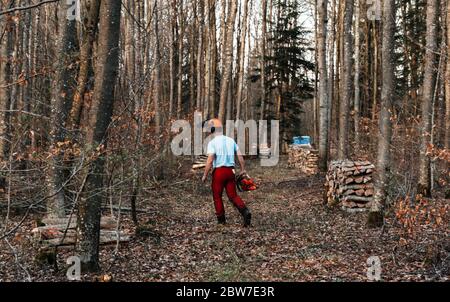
[{"xmin": 237, "ymin": 149, "xmax": 246, "ymax": 173}]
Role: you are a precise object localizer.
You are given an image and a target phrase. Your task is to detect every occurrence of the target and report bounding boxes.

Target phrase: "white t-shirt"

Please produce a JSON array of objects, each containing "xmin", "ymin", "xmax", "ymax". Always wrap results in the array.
[{"xmin": 207, "ymin": 135, "xmax": 239, "ymax": 168}]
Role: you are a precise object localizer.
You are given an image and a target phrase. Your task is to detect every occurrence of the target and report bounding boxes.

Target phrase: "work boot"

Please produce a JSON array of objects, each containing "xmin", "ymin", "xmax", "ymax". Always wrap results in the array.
[
  {"xmin": 217, "ymin": 215, "xmax": 226, "ymax": 225},
  {"xmin": 239, "ymin": 207, "xmax": 252, "ymax": 227}
]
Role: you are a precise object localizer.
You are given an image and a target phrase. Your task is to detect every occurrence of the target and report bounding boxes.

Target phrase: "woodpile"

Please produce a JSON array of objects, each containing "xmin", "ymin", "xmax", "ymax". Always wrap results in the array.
[
  {"xmin": 32, "ymin": 216, "xmax": 131, "ymax": 248},
  {"xmin": 192, "ymin": 155, "xmax": 208, "ymax": 170},
  {"xmin": 287, "ymin": 145, "xmax": 319, "ymax": 175},
  {"xmin": 325, "ymin": 160, "xmax": 375, "ymax": 210}
]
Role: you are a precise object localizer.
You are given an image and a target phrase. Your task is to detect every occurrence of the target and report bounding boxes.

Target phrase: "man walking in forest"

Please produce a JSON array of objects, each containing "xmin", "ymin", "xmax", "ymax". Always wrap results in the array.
[{"xmin": 201, "ymin": 119, "xmax": 252, "ymax": 227}]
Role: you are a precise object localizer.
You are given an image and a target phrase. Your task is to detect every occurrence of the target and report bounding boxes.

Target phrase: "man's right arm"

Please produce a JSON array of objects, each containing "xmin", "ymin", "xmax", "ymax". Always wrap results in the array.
[{"xmin": 237, "ymin": 149, "xmax": 246, "ymax": 173}]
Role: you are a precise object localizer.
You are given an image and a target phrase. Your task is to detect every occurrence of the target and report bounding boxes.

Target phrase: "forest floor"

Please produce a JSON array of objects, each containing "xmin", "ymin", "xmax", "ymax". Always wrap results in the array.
[{"xmin": 0, "ymin": 157, "xmax": 448, "ymax": 282}]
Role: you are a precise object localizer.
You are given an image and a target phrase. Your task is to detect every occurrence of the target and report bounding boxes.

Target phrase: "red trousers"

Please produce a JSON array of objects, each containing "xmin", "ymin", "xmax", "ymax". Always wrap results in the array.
[{"xmin": 212, "ymin": 167, "xmax": 246, "ymax": 217}]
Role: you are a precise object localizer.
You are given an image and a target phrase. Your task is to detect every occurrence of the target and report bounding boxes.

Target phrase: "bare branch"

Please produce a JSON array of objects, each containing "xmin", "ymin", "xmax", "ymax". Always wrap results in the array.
[{"xmin": 0, "ymin": 0, "xmax": 60, "ymax": 16}]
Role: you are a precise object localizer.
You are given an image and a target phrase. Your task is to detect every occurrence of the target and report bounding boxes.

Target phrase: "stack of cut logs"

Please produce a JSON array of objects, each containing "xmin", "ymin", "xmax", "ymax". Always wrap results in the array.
[
  {"xmin": 325, "ymin": 160, "xmax": 375, "ymax": 210},
  {"xmin": 32, "ymin": 216, "xmax": 130, "ymax": 248},
  {"xmin": 192, "ymin": 155, "xmax": 208, "ymax": 170},
  {"xmin": 259, "ymin": 144, "xmax": 271, "ymax": 159},
  {"xmin": 287, "ymin": 145, "xmax": 319, "ymax": 175}
]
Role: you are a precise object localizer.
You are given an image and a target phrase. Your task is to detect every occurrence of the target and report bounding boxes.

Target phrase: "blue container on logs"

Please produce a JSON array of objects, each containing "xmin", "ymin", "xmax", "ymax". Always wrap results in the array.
[{"xmin": 293, "ymin": 136, "xmax": 311, "ymax": 145}]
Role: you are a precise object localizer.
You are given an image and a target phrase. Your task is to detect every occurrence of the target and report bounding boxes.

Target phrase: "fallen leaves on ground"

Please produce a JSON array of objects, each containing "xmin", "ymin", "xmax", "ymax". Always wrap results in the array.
[{"xmin": 0, "ymin": 159, "xmax": 448, "ymax": 282}]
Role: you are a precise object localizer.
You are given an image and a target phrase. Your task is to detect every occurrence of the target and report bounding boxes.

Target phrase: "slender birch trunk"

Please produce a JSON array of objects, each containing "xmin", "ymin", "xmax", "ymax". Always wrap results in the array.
[
  {"xmin": 318, "ymin": 0, "xmax": 329, "ymax": 171},
  {"xmin": 417, "ymin": 0, "xmax": 438, "ymax": 197}
]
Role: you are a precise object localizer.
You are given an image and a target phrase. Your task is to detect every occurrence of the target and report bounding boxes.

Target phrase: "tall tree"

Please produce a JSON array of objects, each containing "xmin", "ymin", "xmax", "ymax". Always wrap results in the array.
[
  {"xmin": 445, "ymin": 0, "xmax": 450, "ymax": 151},
  {"xmin": 46, "ymin": 1, "xmax": 79, "ymax": 218},
  {"xmin": 196, "ymin": 0, "xmax": 205, "ymax": 111},
  {"xmin": 317, "ymin": 0, "xmax": 329, "ymax": 171},
  {"xmin": 208, "ymin": 0, "xmax": 218, "ymax": 118},
  {"xmin": 77, "ymin": 0, "xmax": 122, "ymax": 271},
  {"xmin": 218, "ymin": 0, "xmax": 237, "ymax": 122},
  {"xmin": 354, "ymin": 0, "xmax": 361, "ymax": 148},
  {"xmin": 338, "ymin": 0, "xmax": 353, "ymax": 159},
  {"xmin": 177, "ymin": 0, "xmax": 184, "ymax": 118},
  {"xmin": 260, "ymin": 0, "xmax": 267, "ymax": 120},
  {"xmin": 417, "ymin": 0, "xmax": 438, "ymax": 197},
  {"xmin": 153, "ymin": 0, "xmax": 162, "ymax": 134},
  {"xmin": 0, "ymin": 4, "xmax": 13, "ymax": 160},
  {"xmin": 219, "ymin": 0, "xmax": 227, "ymax": 72},
  {"xmin": 368, "ymin": 0, "xmax": 396, "ymax": 227},
  {"xmin": 168, "ymin": 0, "xmax": 178, "ymax": 118},
  {"xmin": 204, "ymin": 0, "xmax": 211, "ymax": 117},
  {"xmin": 188, "ymin": 0, "xmax": 197, "ymax": 112},
  {"xmin": 327, "ymin": 0, "xmax": 336, "ymax": 150},
  {"xmin": 69, "ymin": 0, "xmax": 101, "ymax": 128},
  {"xmin": 235, "ymin": 0, "xmax": 249, "ymax": 120}
]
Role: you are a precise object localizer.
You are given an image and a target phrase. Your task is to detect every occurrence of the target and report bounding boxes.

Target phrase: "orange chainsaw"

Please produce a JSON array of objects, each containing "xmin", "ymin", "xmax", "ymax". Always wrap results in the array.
[{"xmin": 236, "ymin": 172, "xmax": 257, "ymax": 192}]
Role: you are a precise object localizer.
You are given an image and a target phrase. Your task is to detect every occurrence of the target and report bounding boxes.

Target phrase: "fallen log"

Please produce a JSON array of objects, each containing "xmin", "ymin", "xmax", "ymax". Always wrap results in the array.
[
  {"xmin": 41, "ymin": 230, "xmax": 131, "ymax": 247},
  {"xmin": 342, "ymin": 196, "xmax": 373, "ymax": 203},
  {"xmin": 34, "ymin": 215, "xmax": 131, "ymax": 248},
  {"xmin": 338, "ymin": 184, "xmax": 374, "ymax": 191},
  {"xmin": 192, "ymin": 155, "xmax": 208, "ymax": 170},
  {"xmin": 192, "ymin": 163, "xmax": 206, "ymax": 170},
  {"xmin": 40, "ymin": 216, "xmax": 117, "ymax": 230}
]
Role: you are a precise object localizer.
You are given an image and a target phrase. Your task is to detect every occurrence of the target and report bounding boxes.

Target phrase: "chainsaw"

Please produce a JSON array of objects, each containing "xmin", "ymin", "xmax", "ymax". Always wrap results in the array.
[{"xmin": 236, "ymin": 171, "xmax": 258, "ymax": 192}]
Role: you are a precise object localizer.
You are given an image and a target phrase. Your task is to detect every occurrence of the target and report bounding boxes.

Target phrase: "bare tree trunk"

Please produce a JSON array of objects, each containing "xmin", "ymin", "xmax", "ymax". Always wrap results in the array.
[
  {"xmin": 334, "ymin": 0, "xmax": 343, "ymax": 139},
  {"xmin": 328, "ymin": 0, "xmax": 336, "ymax": 152},
  {"xmin": 177, "ymin": 0, "xmax": 184, "ymax": 118},
  {"xmin": 77, "ymin": 0, "xmax": 122, "ymax": 272},
  {"xmin": 436, "ymin": 0, "xmax": 446, "ymax": 147},
  {"xmin": 196, "ymin": 0, "xmax": 204, "ymax": 111},
  {"xmin": 417, "ymin": 0, "xmax": 438, "ymax": 197},
  {"xmin": 189, "ymin": 0, "xmax": 197, "ymax": 112},
  {"xmin": 259, "ymin": 0, "xmax": 267, "ymax": 120},
  {"xmin": 354, "ymin": 0, "xmax": 361, "ymax": 149},
  {"xmin": 209, "ymin": 0, "xmax": 217, "ymax": 118},
  {"xmin": 9, "ymin": 3, "xmax": 20, "ymax": 124},
  {"xmin": 47, "ymin": 2, "xmax": 79, "ymax": 218},
  {"xmin": 204, "ymin": 0, "xmax": 211, "ymax": 118},
  {"xmin": 235, "ymin": 0, "xmax": 249, "ymax": 120},
  {"xmin": 445, "ymin": 0, "xmax": 450, "ymax": 151},
  {"xmin": 338, "ymin": 0, "xmax": 353, "ymax": 159},
  {"xmin": 226, "ymin": 72, "xmax": 233, "ymax": 121},
  {"xmin": 169, "ymin": 0, "xmax": 178, "ymax": 118},
  {"xmin": 219, "ymin": 0, "xmax": 228, "ymax": 74},
  {"xmin": 153, "ymin": 0, "xmax": 162, "ymax": 134},
  {"xmin": 318, "ymin": 0, "xmax": 329, "ymax": 171},
  {"xmin": 371, "ymin": 21, "xmax": 378, "ymax": 121},
  {"xmin": 368, "ymin": 0, "xmax": 396, "ymax": 228},
  {"xmin": 218, "ymin": 0, "xmax": 237, "ymax": 122},
  {"xmin": 21, "ymin": 3, "xmax": 32, "ymax": 154},
  {"xmin": 125, "ymin": 0, "xmax": 136, "ymax": 84},
  {"xmin": 313, "ymin": 0, "xmax": 319, "ymax": 143},
  {"xmin": 69, "ymin": 0, "xmax": 101, "ymax": 129},
  {"xmin": 0, "ymin": 8, "xmax": 13, "ymax": 160}
]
